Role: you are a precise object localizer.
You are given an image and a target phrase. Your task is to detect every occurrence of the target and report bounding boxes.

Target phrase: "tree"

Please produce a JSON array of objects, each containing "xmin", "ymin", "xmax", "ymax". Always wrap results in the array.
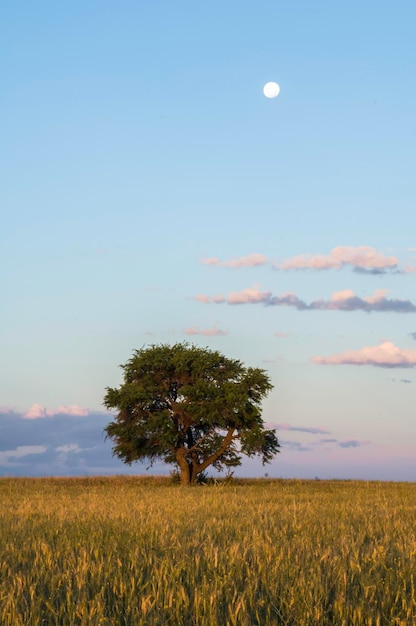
[{"xmin": 104, "ymin": 342, "xmax": 280, "ymax": 485}]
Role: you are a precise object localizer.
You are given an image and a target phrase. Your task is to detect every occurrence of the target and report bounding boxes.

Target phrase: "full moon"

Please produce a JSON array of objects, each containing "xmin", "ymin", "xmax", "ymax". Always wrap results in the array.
[{"xmin": 263, "ymin": 82, "xmax": 280, "ymax": 98}]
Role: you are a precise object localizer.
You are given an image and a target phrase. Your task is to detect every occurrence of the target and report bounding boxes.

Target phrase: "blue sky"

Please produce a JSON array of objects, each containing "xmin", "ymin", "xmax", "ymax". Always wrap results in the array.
[{"xmin": 1, "ymin": 1, "xmax": 415, "ymax": 480}]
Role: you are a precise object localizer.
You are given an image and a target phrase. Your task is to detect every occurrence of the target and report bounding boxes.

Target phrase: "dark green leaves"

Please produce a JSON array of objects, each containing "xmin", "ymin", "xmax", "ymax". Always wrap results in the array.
[{"xmin": 104, "ymin": 343, "xmax": 279, "ymax": 483}]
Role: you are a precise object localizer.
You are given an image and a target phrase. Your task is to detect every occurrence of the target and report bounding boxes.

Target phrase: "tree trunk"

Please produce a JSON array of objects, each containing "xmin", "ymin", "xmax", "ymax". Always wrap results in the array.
[
  {"xmin": 189, "ymin": 464, "xmax": 198, "ymax": 485},
  {"xmin": 176, "ymin": 448, "xmax": 191, "ymax": 485}
]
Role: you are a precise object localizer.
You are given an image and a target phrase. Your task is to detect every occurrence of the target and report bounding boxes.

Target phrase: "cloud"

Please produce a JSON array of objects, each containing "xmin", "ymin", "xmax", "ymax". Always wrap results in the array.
[
  {"xmin": 312, "ymin": 341, "xmax": 416, "ymax": 368},
  {"xmin": 410, "ymin": 332, "xmax": 416, "ymax": 340},
  {"xmin": 275, "ymin": 246, "xmax": 398, "ymax": 272},
  {"xmin": 281, "ymin": 438, "xmax": 369, "ymax": 452},
  {"xmin": 184, "ymin": 326, "xmax": 228, "ymax": 336},
  {"xmin": 0, "ymin": 445, "xmax": 48, "ymax": 466},
  {"xmin": 196, "ymin": 287, "xmax": 416, "ymax": 313},
  {"xmin": 194, "ymin": 294, "xmax": 225, "ymax": 304},
  {"xmin": 23, "ymin": 404, "xmax": 89, "ymax": 419},
  {"xmin": 55, "ymin": 443, "xmax": 82, "ymax": 453},
  {"xmin": 272, "ymin": 423, "xmax": 331, "ymax": 435},
  {"xmin": 0, "ymin": 409, "xmax": 164, "ymax": 477},
  {"xmin": 24, "ymin": 403, "xmax": 51, "ymax": 419},
  {"xmin": 56, "ymin": 405, "xmax": 89, "ymax": 416},
  {"xmin": 201, "ymin": 253, "xmax": 268, "ymax": 268},
  {"xmin": 400, "ymin": 379, "xmax": 412, "ymax": 384},
  {"xmin": 281, "ymin": 440, "xmax": 311, "ymax": 452},
  {"xmin": 269, "ymin": 289, "xmax": 416, "ymax": 313},
  {"xmin": 228, "ymin": 286, "xmax": 272, "ymax": 305},
  {"xmin": 338, "ymin": 440, "xmax": 370, "ymax": 448},
  {"xmin": 274, "ymin": 332, "xmax": 290, "ymax": 338},
  {"xmin": 267, "ymin": 292, "xmax": 307, "ymax": 309}
]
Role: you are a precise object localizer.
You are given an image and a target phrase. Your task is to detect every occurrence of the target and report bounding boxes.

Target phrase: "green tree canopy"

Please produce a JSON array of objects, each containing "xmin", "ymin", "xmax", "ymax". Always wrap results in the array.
[{"xmin": 104, "ymin": 343, "xmax": 279, "ymax": 484}]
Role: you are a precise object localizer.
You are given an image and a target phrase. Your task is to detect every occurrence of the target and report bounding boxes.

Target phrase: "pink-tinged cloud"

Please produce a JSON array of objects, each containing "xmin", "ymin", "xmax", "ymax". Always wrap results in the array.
[
  {"xmin": 196, "ymin": 287, "xmax": 416, "ymax": 312},
  {"xmin": 274, "ymin": 332, "xmax": 290, "ymax": 338},
  {"xmin": 195, "ymin": 294, "xmax": 211, "ymax": 303},
  {"xmin": 201, "ymin": 253, "xmax": 268, "ymax": 269},
  {"xmin": 312, "ymin": 341, "xmax": 416, "ymax": 368},
  {"xmin": 24, "ymin": 404, "xmax": 51, "ymax": 419},
  {"xmin": 184, "ymin": 326, "xmax": 228, "ymax": 336},
  {"xmin": 404, "ymin": 265, "xmax": 416, "ymax": 273},
  {"xmin": 228, "ymin": 286, "xmax": 272, "ymax": 305},
  {"xmin": 194, "ymin": 294, "xmax": 225, "ymax": 304},
  {"xmin": 55, "ymin": 405, "xmax": 89, "ymax": 416},
  {"xmin": 23, "ymin": 404, "xmax": 89, "ymax": 419},
  {"xmin": 269, "ymin": 289, "xmax": 416, "ymax": 313},
  {"xmin": 276, "ymin": 246, "xmax": 398, "ymax": 272},
  {"xmin": 0, "ymin": 406, "xmax": 14, "ymax": 413}
]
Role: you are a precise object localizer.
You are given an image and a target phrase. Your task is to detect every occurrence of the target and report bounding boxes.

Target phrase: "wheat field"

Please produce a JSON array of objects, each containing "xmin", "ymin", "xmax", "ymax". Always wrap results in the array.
[{"xmin": 0, "ymin": 476, "xmax": 415, "ymax": 625}]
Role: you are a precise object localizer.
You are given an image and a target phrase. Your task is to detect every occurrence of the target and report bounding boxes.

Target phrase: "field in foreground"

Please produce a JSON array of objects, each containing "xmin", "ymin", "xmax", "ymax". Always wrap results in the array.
[{"xmin": 0, "ymin": 477, "xmax": 415, "ymax": 625}]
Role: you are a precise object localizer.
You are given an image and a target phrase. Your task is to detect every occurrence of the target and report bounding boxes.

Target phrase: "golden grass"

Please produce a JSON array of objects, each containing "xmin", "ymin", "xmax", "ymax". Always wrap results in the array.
[{"xmin": 0, "ymin": 476, "xmax": 415, "ymax": 625}]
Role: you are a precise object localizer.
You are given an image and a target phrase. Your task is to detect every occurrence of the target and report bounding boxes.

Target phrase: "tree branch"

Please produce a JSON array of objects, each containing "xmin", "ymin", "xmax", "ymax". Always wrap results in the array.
[
  {"xmin": 186, "ymin": 428, "xmax": 215, "ymax": 452},
  {"xmin": 197, "ymin": 427, "xmax": 235, "ymax": 472}
]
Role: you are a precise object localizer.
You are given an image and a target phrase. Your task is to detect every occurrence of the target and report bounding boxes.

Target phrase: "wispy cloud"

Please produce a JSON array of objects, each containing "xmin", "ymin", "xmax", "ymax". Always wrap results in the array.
[
  {"xmin": 410, "ymin": 332, "xmax": 416, "ymax": 340},
  {"xmin": 0, "ymin": 445, "xmax": 48, "ymax": 466},
  {"xmin": 312, "ymin": 341, "xmax": 416, "ymax": 368},
  {"xmin": 275, "ymin": 246, "xmax": 398, "ymax": 272},
  {"xmin": 55, "ymin": 443, "xmax": 82, "ymax": 453},
  {"xmin": 201, "ymin": 253, "xmax": 268, "ymax": 268},
  {"xmin": 196, "ymin": 287, "xmax": 416, "ymax": 313},
  {"xmin": 194, "ymin": 294, "xmax": 225, "ymax": 304},
  {"xmin": 317, "ymin": 438, "xmax": 338, "ymax": 444},
  {"xmin": 274, "ymin": 332, "xmax": 291, "ymax": 338},
  {"xmin": 270, "ymin": 422, "xmax": 331, "ymax": 434},
  {"xmin": 280, "ymin": 437, "xmax": 370, "ymax": 452},
  {"xmin": 281, "ymin": 440, "xmax": 312, "ymax": 452},
  {"xmin": 24, "ymin": 404, "xmax": 90, "ymax": 419},
  {"xmin": 338, "ymin": 440, "xmax": 370, "ymax": 448},
  {"xmin": 184, "ymin": 326, "xmax": 228, "ymax": 336}
]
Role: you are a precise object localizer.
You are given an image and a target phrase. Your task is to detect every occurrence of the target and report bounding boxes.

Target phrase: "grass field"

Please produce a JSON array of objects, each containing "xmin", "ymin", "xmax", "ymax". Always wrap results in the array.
[{"xmin": 0, "ymin": 476, "xmax": 415, "ymax": 625}]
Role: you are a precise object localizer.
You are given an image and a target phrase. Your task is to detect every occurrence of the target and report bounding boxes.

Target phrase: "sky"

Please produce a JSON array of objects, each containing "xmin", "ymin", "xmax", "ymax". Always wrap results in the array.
[{"xmin": 1, "ymin": 1, "xmax": 415, "ymax": 480}]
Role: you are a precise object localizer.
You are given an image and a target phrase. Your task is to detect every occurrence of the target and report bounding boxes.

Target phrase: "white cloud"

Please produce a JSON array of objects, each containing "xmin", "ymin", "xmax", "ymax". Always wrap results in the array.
[
  {"xmin": 0, "ymin": 445, "xmax": 47, "ymax": 466},
  {"xmin": 55, "ymin": 443, "xmax": 82, "ymax": 453}
]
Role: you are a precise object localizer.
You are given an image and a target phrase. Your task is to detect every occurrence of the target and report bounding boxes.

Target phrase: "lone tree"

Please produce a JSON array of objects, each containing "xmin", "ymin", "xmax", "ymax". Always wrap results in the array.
[{"xmin": 104, "ymin": 342, "xmax": 279, "ymax": 485}]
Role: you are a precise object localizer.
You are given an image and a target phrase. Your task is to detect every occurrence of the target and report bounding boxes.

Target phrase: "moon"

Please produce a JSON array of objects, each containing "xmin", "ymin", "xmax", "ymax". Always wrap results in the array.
[{"xmin": 263, "ymin": 82, "xmax": 280, "ymax": 98}]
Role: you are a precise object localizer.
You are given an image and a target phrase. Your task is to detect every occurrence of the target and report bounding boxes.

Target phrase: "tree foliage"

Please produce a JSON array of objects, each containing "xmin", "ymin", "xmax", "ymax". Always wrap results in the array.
[{"xmin": 104, "ymin": 343, "xmax": 279, "ymax": 484}]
